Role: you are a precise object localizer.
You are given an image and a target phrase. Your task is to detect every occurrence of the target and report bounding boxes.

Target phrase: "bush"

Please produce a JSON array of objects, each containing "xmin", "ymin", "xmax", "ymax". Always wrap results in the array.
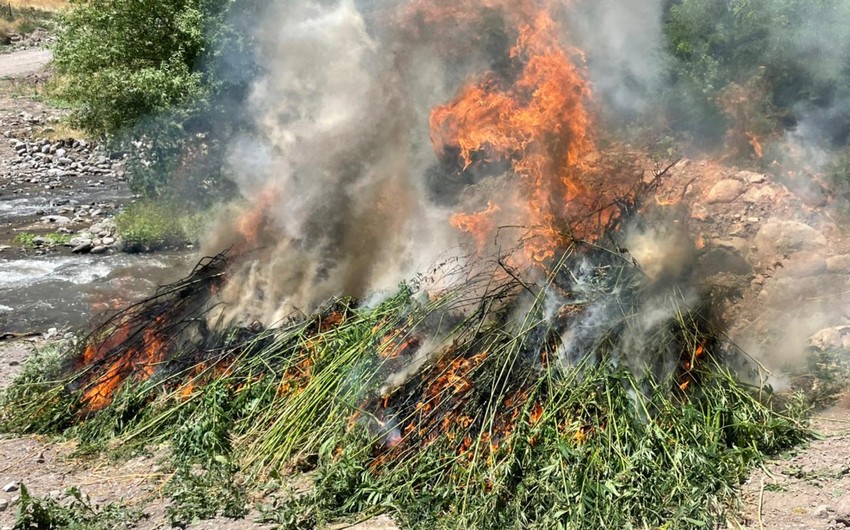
[
  {"xmin": 115, "ymin": 202, "xmax": 216, "ymax": 252},
  {"xmin": 52, "ymin": 0, "xmax": 262, "ymax": 201},
  {"xmin": 662, "ymin": 0, "xmax": 850, "ymax": 148}
]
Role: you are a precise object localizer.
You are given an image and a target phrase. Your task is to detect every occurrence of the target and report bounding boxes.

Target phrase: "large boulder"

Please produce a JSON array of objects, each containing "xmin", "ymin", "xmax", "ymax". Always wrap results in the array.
[{"xmin": 754, "ymin": 220, "xmax": 826, "ymax": 254}]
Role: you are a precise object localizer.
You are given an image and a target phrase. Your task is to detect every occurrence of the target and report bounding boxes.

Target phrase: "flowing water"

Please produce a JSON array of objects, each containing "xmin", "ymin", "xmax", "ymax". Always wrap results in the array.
[{"xmin": 0, "ymin": 252, "xmax": 195, "ymax": 334}]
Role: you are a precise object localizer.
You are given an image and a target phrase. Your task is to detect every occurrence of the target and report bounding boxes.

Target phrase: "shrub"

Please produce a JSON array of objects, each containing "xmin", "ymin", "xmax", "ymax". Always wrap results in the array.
[
  {"xmin": 52, "ymin": 0, "xmax": 262, "ymax": 202},
  {"xmin": 662, "ymin": 0, "xmax": 850, "ymax": 148},
  {"xmin": 115, "ymin": 201, "xmax": 217, "ymax": 252}
]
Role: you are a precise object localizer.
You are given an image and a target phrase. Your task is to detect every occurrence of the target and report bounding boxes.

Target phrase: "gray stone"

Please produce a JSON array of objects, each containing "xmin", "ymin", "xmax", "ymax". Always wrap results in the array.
[
  {"xmin": 755, "ymin": 220, "xmax": 826, "ymax": 254},
  {"xmin": 826, "ymin": 255, "xmax": 850, "ymax": 274},
  {"xmin": 102, "ymin": 237, "xmax": 115, "ymax": 246},
  {"xmin": 2, "ymin": 482, "xmax": 17, "ymax": 493},
  {"xmin": 90, "ymin": 245, "xmax": 108, "ymax": 254},
  {"xmin": 810, "ymin": 326, "xmax": 850, "ymax": 351},
  {"xmin": 55, "ymin": 148, "xmax": 66, "ymax": 158},
  {"xmin": 784, "ymin": 251, "xmax": 827, "ymax": 278},
  {"xmin": 742, "ymin": 186, "xmax": 777, "ymax": 204},
  {"xmin": 712, "ymin": 237, "xmax": 750, "ymax": 259},
  {"xmin": 736, "ymin": 170, "xmax": 767, "ymax": 184},
  {"xmin": 705, "ymin": 179, "xmax": 746, "ymax": 203},
  {"xmin": 834, "ymin": 494, "xmax": 850, "ymax": 523},
  {"xmin": 40, "ymin": 144, "xmax": 50, "ymax": 154},
  {"xmin": 813, "ymin": 505, "xmax": 830, "ymax": 518},
  {"xmin": 41, "ymin": 215, "xmax": 71, "ymax": 225},
  {"xmin": 0, "ymin": 498, "xmax": 6, "ymax": 511},
  {"xmin": 71, "ymin": 241, "xmax": 93, "ymax": 254}
]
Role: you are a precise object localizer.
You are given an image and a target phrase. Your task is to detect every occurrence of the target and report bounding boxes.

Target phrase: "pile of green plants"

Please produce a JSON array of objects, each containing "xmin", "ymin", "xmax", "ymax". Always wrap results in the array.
[{"xmin": 1, "ymin": 222, "xmax": 810, "ymax": 529}]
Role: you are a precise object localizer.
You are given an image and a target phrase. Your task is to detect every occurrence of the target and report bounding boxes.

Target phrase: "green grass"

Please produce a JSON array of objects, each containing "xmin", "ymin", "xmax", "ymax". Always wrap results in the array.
[
  {"xmin": 114, "ymin": 201, "xmax": 217, "ymax": 252},
  {"xmin": 13, "ymin": 232, "xmax": 72, "ymax": 248}
]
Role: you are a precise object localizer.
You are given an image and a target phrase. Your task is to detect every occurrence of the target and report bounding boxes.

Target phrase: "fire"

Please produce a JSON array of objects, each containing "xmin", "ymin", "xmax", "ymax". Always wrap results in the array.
[
  {"xmin": 236, "ymin": 185, "xmax": 279, "ymax": 249},
  {"xmin": 426, "ymin": 0, "xmax": 596, "ymax": 263},
  {"xmin": 81, "ymin": 316, "xmax": 171, "ymax": 412},
  {"xmin": 450, "ymin": 202, "xmax": 500, "ymax": 253}
]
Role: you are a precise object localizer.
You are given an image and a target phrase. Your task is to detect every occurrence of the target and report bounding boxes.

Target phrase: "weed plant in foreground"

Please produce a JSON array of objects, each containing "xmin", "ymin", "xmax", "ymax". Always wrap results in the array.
[{"xmin": 1, "ymin": 214, "xmax": 812, "ymax": 528}]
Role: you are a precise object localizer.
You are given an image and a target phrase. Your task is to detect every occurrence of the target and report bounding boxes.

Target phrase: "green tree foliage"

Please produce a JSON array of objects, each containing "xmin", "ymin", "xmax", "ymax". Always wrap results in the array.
[
  {"xmin": 663, "ymin": 0, "xmax": 850, "ymax": 145},
  {"xmin": 53, "ymin": 0, "xmax": 208, "ymax": 135},
  {"xmin": 53, "ymin": 0, "xmax": 262, "ymax": 201}
]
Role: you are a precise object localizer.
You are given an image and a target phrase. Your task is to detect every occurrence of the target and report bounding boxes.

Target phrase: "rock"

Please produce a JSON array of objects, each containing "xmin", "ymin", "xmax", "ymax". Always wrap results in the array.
[
  {"xmin": 40, "ymin": 144, "xmax": 50, "ymax": 154},
  {"xmin": 102, "ymin": 237, "xmax": 115, "ymax": 246},
  {"xmin": 736, "ymin": 170, "xmax": 767, "ymax": 184},
  {"xmin": 810, "ymin": 326, "xmax": 850, "ymax": 351},
  {"xmin": 42, "ymin": 215, "xmax": 72, "ymax": 225},
  {"xmin": 826, "ymin": 255, "xmax": 850, "ymax": 274},
  {"xmin": 705, "ymin": 179, "xmax": 746, "ymax": 203},
  {"xmin": 755, "ymin": 220, "xmax": 826, "ymax": 254},
  {"xmin": 814, "ymin": 505, "xmax": 830, "ymax": 518},
  {"xmin": 55, "ymin": 148, "xmax": 66, "ymax": 158},
  {"xmin": 834, "ymin": 494, "xmax": 850, "ymax": 523},
  {"xmin": 691, "ymin": 203, "xmax": 709, "ymax": 221},
  {"xmin": 72, "ymin": 241, "xmax": 93, "ymax": 254},
  {"xmin": 90, "ymin": 245, "xmax": 108, "ymax": 254},
  {"xmin": 784, "ymin": 251, "xmax": 827, "ymax": 278},
  {"xmin": 712, "ymin": 237, "xmax": 750, "ymax": 259},
  {"xmin": 2, "ymin": 482, "xmax": 17, "ymax": 493},
  {"xmin": 742, "ymin": 186, "xmax": 777, "ymax": 204}
]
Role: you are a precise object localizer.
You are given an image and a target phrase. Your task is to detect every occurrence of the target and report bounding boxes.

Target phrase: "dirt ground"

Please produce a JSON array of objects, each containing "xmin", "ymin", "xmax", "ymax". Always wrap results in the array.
[
  {"xmin": 736, "ymin": 394, "xmax": 850, "ymax": 530},
  {"xmin": 0, "ymin": 49, "xmax": 50, "ymax": 78}
]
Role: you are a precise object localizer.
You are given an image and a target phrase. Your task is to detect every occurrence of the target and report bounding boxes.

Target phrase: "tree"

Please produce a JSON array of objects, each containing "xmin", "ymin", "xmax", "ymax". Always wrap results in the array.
[{"xmin": 53, "ymin": 0, "xmax": 262, "ymax": 201}]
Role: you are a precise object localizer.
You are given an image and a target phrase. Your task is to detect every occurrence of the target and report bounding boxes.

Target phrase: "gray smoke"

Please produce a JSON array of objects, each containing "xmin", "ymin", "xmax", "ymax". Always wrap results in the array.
[
  {"xmin": 569, "ymin": 0, "xmax": 664, "ymax": 116},
  {"xmin": 205, "ymin": 0, "xmax": 496, "ymax": 325}
]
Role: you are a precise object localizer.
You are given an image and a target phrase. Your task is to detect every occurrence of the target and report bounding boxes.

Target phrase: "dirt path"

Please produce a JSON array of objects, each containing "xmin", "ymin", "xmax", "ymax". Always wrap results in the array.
[
  {"xmin": 0, "ymin": 49, "xmax": 52, "ymax": 79},
  {"xmin": 735, "ymin": 395, "xmax": 850, "ymax": 530}
]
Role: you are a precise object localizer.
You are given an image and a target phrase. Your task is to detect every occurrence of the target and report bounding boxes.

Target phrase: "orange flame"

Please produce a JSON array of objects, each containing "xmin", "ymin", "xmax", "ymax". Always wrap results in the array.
[
  {"xmin": 425, "ymin": 0, "xmax": 596, "ymax": 263},
  {"xmin": 81, "ymin": 316, "xmax": 170, "ymax": 412}
]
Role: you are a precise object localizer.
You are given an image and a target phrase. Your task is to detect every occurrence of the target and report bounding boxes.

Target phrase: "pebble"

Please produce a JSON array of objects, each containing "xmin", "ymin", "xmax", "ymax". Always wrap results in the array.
[
  {"xmin": 90, "ymin": 245, "xmax": 108, "ymax": 254},
  {"xmin": 2, "ymin": 481, "xmax": 18, "ymax": 493},
  {"xmin": 0, "ymin": 498, "xmax": 6, "ymax": 511}
]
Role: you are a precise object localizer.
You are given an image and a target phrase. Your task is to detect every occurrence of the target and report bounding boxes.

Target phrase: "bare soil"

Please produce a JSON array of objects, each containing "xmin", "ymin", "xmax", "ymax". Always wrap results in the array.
[{"xmin": 0, "ymin": 49, "xmax": 50, "ymax": 78}]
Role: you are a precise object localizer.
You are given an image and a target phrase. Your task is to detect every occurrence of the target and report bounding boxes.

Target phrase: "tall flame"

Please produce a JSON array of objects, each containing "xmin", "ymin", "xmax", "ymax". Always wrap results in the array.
[{"xmin": 425, "ymin": 0, "xmax": 595, "ymax": 262}]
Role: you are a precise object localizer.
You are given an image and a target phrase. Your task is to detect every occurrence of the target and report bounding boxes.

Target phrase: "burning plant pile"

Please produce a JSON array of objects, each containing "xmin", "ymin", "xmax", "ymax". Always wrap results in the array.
[{"xmin": 2, "ymin": 0, "xmax": 810, "ymax": 528}]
